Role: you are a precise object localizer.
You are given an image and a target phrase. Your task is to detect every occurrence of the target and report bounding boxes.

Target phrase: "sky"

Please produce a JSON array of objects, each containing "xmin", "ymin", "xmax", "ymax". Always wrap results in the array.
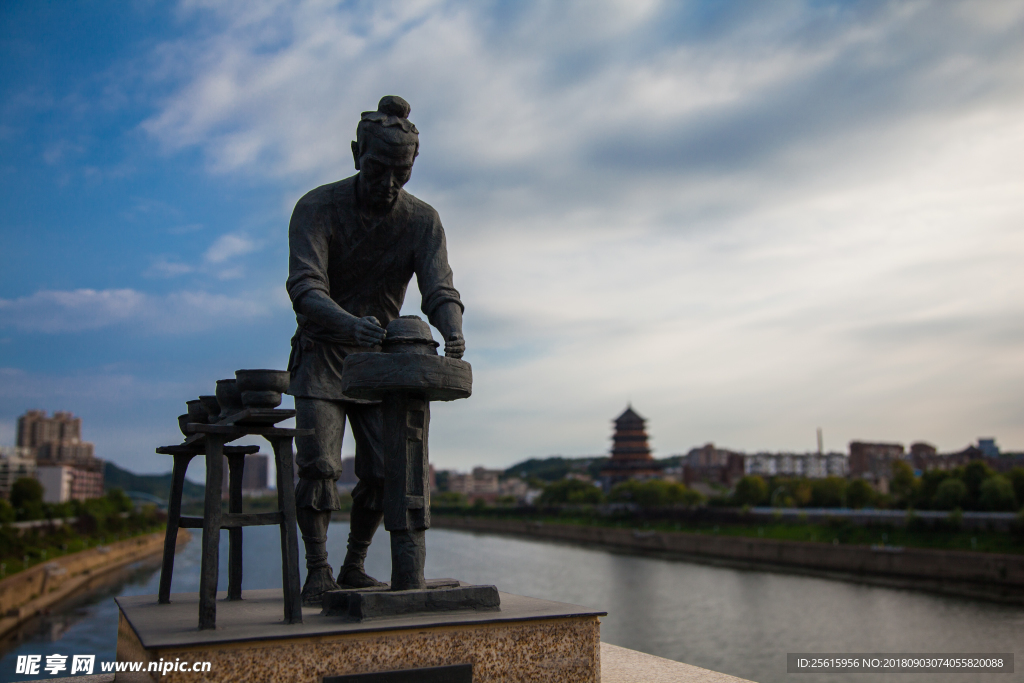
[{"xmin": 1, "ymin": 0, "xmax": 1023, "ymax": 478}]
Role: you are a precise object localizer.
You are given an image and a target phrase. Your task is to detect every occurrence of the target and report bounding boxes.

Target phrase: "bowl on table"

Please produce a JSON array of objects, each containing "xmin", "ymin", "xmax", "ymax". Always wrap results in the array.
[
  {"xmin": 177, "ymin": 414, "xmax": 191, "ymax": 436},
  {"xmin": 215, "ymin": 379, "xmax": 244, "ymax": 420},
  {"xmin": 235, "ymin": 369, "xmax": 290, "ymax": 409},
  {"xmin": 199, "ymin": 395, "xmax": 220, "ymax": 423},
  {"xmin": 186, "ymin": 399, "xmax": 210, "ymax": 424}
]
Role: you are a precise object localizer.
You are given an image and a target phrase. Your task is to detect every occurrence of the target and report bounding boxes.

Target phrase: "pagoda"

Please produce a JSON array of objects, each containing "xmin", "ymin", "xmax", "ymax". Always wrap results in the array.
[{"xmin": 599, "ymin": 405, "xmax": 662, "ymax": 489}]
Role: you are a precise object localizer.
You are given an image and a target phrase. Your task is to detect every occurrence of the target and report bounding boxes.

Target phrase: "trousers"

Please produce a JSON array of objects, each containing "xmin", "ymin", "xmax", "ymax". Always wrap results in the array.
[{"xmin": 293, "ymin": 397, "xmax": 385, "ymax": 511}]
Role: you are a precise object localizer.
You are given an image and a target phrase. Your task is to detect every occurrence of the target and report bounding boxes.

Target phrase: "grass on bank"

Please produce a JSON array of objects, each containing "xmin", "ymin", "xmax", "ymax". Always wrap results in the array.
[
  {"xmin": 0, "ymin": 482, "xmax": 166, "ymax": 578},
  {"xmin": 431, "ymin": 506, "xmax": 1024, "ymax": 556}
]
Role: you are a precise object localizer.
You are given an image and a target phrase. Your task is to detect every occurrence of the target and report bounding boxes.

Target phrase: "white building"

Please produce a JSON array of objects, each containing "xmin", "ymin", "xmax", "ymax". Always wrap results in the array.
[
  {"xmin": 0, "ymin": 446, "xmax": 36, "ymax": 499},
  {"xmin": 743, "ymin": 452, "xmax": 848, "ymax": 479},
  {"xmin": 37, "ymin": 465, "xmax": 74, "ymax": 503}
]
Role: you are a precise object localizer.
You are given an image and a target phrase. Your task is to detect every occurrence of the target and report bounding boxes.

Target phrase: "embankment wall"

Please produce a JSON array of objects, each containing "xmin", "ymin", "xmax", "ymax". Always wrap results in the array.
[{"xmin": 0, "ymin": 529, "xmax": 187, "ymax": 638}]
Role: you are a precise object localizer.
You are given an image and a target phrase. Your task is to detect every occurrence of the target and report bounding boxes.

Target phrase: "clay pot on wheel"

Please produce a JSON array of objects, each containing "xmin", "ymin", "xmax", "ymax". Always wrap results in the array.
[{"xmin": 235, "ymin": 369, "xmax": 290, "ymax": 409}]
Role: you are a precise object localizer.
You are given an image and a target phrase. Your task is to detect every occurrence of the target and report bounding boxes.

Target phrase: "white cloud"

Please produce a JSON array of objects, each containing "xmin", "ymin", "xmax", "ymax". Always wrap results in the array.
[
  {"xmin": 146, "ymin": 258, "xmax": 195, "ymax": 278},
  {"xmin": 121, "ymin": 0, "xmax": 1024, "ymax": 464},
  {"xmin": 204, "ymin": 233, "xmax": 258, "ymax": 263},
  {"xmin": 0, "ymin": 287, "xmax": 278, "ymax": 334}
]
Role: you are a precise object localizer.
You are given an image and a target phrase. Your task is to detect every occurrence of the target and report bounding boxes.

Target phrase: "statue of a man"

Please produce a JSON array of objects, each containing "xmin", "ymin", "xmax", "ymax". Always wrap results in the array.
[{"xmin": 286, "ymin": 96, "xmax": 465, "ymax": 605}]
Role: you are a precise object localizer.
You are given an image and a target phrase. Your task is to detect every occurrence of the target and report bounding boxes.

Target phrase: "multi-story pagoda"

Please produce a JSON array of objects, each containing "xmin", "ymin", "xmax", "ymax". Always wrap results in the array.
[{"xmin": 599, "ymin": 405, "xmax": 662, "ymax": 489}]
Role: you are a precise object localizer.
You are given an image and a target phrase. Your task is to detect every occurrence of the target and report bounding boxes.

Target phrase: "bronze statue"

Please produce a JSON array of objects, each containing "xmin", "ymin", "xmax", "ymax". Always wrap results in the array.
[{"xmin": 286, "ymin": 96, "xmax": 465, "ymax": 605}]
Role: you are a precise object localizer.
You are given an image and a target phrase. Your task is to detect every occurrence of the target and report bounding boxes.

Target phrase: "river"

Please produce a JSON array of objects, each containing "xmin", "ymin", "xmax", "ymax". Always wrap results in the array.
[{"xmin": 2, "ymin": 523, "xmax": 1020, "ymax": 682}]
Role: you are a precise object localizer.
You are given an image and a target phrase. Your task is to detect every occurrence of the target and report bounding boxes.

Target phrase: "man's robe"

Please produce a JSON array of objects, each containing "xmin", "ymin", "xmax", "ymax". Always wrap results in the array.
[{"xmin": 286, "ymin": 175, "xmax": 463, "ymax": 403}]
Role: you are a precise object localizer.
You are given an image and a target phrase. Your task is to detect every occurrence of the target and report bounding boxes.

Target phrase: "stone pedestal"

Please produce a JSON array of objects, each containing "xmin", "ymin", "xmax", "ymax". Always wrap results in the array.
[{"xmin": 116, "ymin": 588, "xmax": 604, "ymax": 682}]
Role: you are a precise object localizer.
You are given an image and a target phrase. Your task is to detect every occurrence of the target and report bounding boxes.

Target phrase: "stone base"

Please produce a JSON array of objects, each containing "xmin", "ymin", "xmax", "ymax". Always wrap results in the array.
[
  {"xmin": 116, "ymin": 587, "xmax": 604, "ymax": 682},
  {"xmin": 321, "ymin": 581, "xmax": 500, "ymax": 620}
]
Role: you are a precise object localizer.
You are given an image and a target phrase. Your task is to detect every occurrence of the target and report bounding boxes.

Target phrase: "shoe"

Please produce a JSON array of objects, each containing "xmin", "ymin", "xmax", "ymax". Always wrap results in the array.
[
  {"xmin": 301, "ymin": 566, "xmax": 340, "ymax": 606},
  {"xmin": 337, "ymin": 564, "xmax": 385, "ymax": 589}
]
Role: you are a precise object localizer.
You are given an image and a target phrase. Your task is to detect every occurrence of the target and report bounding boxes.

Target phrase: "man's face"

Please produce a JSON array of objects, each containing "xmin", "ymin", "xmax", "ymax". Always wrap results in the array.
[{"xmin": 353, "ymin": 135, "xmax": 416, "ymax": 211}]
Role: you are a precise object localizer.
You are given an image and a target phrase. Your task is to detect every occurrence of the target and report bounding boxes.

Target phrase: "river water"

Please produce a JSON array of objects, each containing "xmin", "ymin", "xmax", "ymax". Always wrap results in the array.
[{"xmin": 2, "ymin": 523, "xmax": 1020, "ymax": 683}]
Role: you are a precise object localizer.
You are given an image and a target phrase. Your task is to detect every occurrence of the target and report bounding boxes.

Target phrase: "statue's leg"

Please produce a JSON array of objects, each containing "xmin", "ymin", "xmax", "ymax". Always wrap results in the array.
[
  {"xmin": 337, "ymin": 403, "xmax": 386, "ymax": 588},
  {"xmin": 294, "ymin": 397, "xmax": 345, "ymax": 606}
]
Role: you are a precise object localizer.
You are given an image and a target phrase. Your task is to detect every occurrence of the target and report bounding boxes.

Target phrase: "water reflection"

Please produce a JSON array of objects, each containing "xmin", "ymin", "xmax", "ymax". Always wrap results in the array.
[{"xmin": 1, "ymin": 524, "xmax": 1021, "ymax": 683}]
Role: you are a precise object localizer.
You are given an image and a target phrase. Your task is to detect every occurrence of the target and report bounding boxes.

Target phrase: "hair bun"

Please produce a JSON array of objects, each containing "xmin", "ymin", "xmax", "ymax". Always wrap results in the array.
[{"xmin": 378, "ymin": 96, "xmax": 411, "ymax": 119}]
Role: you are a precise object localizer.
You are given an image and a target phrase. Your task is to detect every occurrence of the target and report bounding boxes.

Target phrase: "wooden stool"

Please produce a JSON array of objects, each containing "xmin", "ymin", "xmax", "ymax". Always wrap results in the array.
[{"xmin": 156, "ymin": 408, "xmax": 311, "ymax": 629}]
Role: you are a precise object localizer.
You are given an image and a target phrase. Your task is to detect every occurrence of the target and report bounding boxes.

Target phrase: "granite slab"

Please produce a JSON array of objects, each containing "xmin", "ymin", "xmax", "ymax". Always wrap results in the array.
[{"xmin": 116, "ymin": 587, "xmax": 606, "ymax": 649}]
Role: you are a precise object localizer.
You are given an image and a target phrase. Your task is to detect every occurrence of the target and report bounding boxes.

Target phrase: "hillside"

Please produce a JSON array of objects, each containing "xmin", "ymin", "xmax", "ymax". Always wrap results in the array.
[
  {"xmin": 104, "ymin": 461, "xmax": 205, "ymax": 502},
  {"xmin": 504, "ymin": 456, "xmax": 608, "ymax": 482}
]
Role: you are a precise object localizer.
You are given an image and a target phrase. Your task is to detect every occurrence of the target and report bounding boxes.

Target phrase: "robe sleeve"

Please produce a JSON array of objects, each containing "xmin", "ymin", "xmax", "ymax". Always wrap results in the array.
[
  {"xmin": 414, "ymin": 207, "xmax": 464, "ymax": 317},
  {"xmin": 286, "ymin": 195, "xmax": 332, "ymax": 307}
]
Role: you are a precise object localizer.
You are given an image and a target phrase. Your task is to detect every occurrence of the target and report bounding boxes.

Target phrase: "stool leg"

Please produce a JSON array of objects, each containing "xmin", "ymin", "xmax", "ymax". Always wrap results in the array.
[
  {"xmin": 270, "ymin": 435, "xmax": 303, "ymax": 624},
  {"xmin": 226, "ymin": 453, "xmax": 245, "ymax": 600},
  {"xmin": 158, "ymin": 452, "xmax": 194, "ymax": 604},
  {"xmin": 199, "ymin": 436, "xmax": 226, "ymax": 630}
]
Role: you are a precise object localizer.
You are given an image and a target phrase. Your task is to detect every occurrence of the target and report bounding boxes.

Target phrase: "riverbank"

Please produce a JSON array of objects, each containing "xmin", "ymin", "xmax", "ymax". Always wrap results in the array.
[
  {"xmin": 433, "ymin": 515, "xmax": 1024, "ymax": 603},
  {"xmin": 0, "ymin": 529, "xmax": 188, "ymax": 639}
]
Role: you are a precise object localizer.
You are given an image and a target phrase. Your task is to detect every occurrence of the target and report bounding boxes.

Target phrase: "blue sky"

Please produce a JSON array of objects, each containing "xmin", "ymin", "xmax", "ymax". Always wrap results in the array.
[{"xmin": 2, "ymin": 1, "xmax": 1023, "ymax": 476}]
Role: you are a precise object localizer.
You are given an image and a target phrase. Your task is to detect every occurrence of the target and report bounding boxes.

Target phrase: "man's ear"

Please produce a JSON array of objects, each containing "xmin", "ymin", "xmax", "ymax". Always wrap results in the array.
[{"xmin": 351, "ymin": 140, "xmax": 360, "ymax": 170}]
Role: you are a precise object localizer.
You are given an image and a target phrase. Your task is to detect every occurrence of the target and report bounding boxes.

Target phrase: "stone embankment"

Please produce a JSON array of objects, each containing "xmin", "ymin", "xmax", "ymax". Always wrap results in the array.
[
  {"xmin": 433, "ymin": 516, "xmax": 1024, "ymax": 602},
  {"xmin": 0, "ymin": 529, "xmax": 188, "ymax": 638}
]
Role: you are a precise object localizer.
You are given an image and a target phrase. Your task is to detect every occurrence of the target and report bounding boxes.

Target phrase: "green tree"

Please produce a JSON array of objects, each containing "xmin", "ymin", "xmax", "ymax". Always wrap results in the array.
[
  {"xmin": 609, "ymin": 480, "xmax": 703, "ymax": 508},
  {"xmin": 537, "ymin": 479, "xmax": 605, "ymax": 505},
  {"xmin": 845, "ymin": 479, "xmax": 875, "ymax": 509},
  {"xmin": 810, "ymin": 477, "xmax": 847, "ymax": 508},
  {"xmin": 105, "ymin": 488, "xmax": 133, "ymax": 512},
  {"xmin": 431, "ymin": 491, "xmax": 468, "ymax": 507},
  {"xmin": 733, "ymin": 476, "xmax": 768, "ymax": 506},
  {"xmin": 962, "ymin": 460, "xmax": 995, "ymax": 509},
  {"xmin": 10, "ymin": 477, "xmax": 43, "ymax": 509},
  {"xmin": 978, "ymin": 475, "xmax": 1018, "ymax": 512},
  {"xmin": 0, "ymin": 498, "xmax": 14, "ymax": 523},
  {"xmin": 917, "ymin": 470, "xmax": 951, "ymax": 509},
  {"xmin": 890, "ymin": 461, "xmax": 917, "ymax": 506},
  {"xmin": 1006, "ymin": 468, "xmax": 1024, "ymax": 509},
  {"xmin": 933, "ymin": 478, "xmax": 968, "ymax": 510},
  {"xmin": 11, "ymin": 477, "xmax": 45, "ymax": 519}
]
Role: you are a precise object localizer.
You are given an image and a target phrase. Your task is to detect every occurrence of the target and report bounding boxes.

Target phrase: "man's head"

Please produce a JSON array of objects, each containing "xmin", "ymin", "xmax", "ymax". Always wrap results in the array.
[{"xmin": 352, "ymin": 96, "xmax": 419, "ymax": 211}]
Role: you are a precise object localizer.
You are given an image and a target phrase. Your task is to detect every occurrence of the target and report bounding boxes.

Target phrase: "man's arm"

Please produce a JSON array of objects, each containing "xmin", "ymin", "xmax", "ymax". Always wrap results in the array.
[
  {"xmin": 287, "ymin": 192, "xmax": 384, "ymax": 346},
  {"xmin": 294, "ymin": 291, "xmax": 385, "ymax": 347},
  {"xmin": 413, "ymin": 209, "xmax": 465, "ymax": 359},
  {"xmin": 428, "ymin": 301, "xmax": 464, "ymax": 359}
]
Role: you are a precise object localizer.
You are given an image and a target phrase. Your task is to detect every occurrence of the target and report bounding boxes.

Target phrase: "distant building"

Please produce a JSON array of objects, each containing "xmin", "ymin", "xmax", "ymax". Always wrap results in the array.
[
  {"xmin": 242, "ymin": 454, "xmax": 269, "ymax": 492},
  {"xmin": 498, "ymin": 477, "xmax": 530, "ymax": 501},
  {"xmin": 220, "ymin": 453, "xmax": 272, "ymax": 498},
  {"xmin": 681, "ymin": 443, "xmax": 745, "ymax": 487},
  {"xmin": 448, "ymin": 467, "xmax": 502, "ymax": 503},
  {"xmin": 0, "ymin": 446, "xmax": 36, "ymax": 500},
  {"xmin": 849, "ymin": 441, "xmax": 907, "ymax": 492},
  {"xmin": 909, "ymin": 441, "xmax": 970, "ymax": 472},
  {"xmin": 677, "ymin": 445, "xmax": 846, "ymax": 487},
  {"xmin": 17, "ymin": 410, "xmax": 103, "ymax": 501},
  {"xmin": 599, "ymin": 406, "xmax": 662, "ymax": 489},
  {"xmin": 18, "ymin": 410, "xmax": 88, "ymax": 452},
  {"xmin": 977, "ymin": 438, "xmax": 999, "ymax": 458}
]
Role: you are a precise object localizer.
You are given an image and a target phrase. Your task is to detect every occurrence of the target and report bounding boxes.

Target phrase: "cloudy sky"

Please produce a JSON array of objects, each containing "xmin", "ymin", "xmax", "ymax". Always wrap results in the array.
[{"xmin": 2, "ymin": 0, "xmax": 1023, "ymax": 478}]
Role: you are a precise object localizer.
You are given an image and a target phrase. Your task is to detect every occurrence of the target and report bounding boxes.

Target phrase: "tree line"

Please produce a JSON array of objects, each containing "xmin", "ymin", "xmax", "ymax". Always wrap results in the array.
[{"xmin": 732, "ymin": 461, "xmax": 1024, "ymax": 512}]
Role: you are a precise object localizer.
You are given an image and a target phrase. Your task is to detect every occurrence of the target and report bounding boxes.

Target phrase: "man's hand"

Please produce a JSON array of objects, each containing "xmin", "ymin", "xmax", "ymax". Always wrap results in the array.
[
  {"xmin": 444, "ymin": 332, "xmax": 465, "ymax": 359},
  {"xmin": 349, "ymin": 315, "xmax": 386, "ymax": 347}
]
